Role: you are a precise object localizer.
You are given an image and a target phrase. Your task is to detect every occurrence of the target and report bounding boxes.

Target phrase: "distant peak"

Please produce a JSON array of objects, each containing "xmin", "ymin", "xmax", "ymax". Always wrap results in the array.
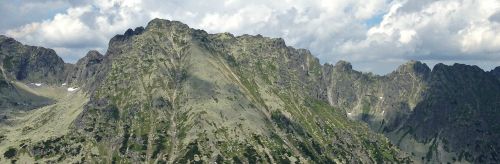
[
  {"xmin": 491, "ymin": 66, "xmax": 500, "ymax": 73},
  {"xmin": 123, "ymin": 27, "xmax": 145, "ymax": 36},
  {"xmin": 395, "ymin": 60, "xmax": 430, "ymax": 75},
  {"xmin": 0, "ymin": 35, "xmax": 17, "ymax": 43},
  {"xmin": 85, "ymin": 50, "xmax": 103, "ymax": 58},
  {"xmin": 219, "ymin": 32, "xmax": 234, "ymax": 38},
  {"xmin": 334, "ymin": 60, "xmax": 353, "ymax": 71},
  {"xmin": 110, "ymin": 26, "xmax": 145, "ymax": 43},
  {"xmin": 76, "ymin": 50, "xmax": 104, "ymax": 68},
  {"xmin": 146, "ymin": 18, "xmax": 190, "ymax": 31},
  {"xmin": 490, "ymin": 66, "xmax": 500, "ymax": 78},
  {"xmin": 432, "ymin": 63, "xmax": 484, "ymax": 74}
]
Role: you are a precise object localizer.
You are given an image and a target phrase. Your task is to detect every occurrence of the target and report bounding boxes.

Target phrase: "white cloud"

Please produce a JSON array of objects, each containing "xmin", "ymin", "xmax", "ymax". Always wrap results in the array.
[
  {"xmin": 338, "ymin": 0, "xmax": 500, "ymax": 72},
  {"xmin": 199, "ymin": 5, "xmax": 273, "ymax": 32},
  {"xmin": 7, "ymin": 5, "xmax": 97, "ymax": 48},
  {"xmin": 2, "ymin": 0, "xmax": 500, "ymax": 73}
]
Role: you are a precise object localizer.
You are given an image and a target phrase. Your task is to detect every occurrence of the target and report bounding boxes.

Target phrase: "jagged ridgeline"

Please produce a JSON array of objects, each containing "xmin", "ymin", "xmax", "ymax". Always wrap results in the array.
[
  {"xmin": 0, "ymin": 18, "xmax": 499, "ymax": 163},
  {"xmin": 0, "ymin": 19, "xmax": 408, "ymax": 163},
  {"xmin": 327, "ymin": 61, "xmax": 500, "ymax": 163}
]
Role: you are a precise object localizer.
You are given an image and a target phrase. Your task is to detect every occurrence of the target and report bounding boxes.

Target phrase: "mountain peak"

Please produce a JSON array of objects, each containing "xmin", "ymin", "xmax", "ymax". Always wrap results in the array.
[
  {"xmin": 0, "ymin": 35, "xmax": 11, "ymax": 40},
  {"xmin": 394, "ymin": 60, "xmax": 430, "ymax": 75},
  {"xmin": 0, "ymin": 35, "xmax": 19, "ymax": 45},
  {"xmin": 84, "ymin": 50, "xmax": 103, "ymax": 58},
  {"xmin": 432, "ymin": 63, "xmax": 483, "ymax": 74},
  {"xmin": 490, "ymin": 66, "xmax": 500, "ymax": 78},
  {"xmin": 77, "ymin": 50, "xmax": 104, "ymax": 67},
  {"xmin": 334, "ymin": 60, "xmax": 353, "ymax": 71},
  {"xmin": 0, "ymin": 36, "xmax": 65, "ymax": 83},
  {"xmin": 2, "ymin": 18, "xmax": 500, "ymax": 163},
  {"xmin": 123, "ymin": 27, "xmax": 145, "ymax": 36},
  {"xmin": 146, "ymin": 18, "xmax": 191, "ymax": 31}
]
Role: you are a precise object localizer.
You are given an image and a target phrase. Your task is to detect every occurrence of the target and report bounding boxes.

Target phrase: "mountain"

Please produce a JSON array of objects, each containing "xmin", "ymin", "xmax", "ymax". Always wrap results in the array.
[
  {"xmin": 0, "ymin": 19, "xmax": 407, "ymax": 163},
  {"xmin": 326, "ymin": 61, "xmax": 500, "ymax": 163},
  {"xmin": 0, "ymin": 19, "xmax": 499, "ymax": 163},
  {"xmin": 0, "ymin": 35, "xmax": 66, "ymax": 84},
  {"xmin": 66, "ymin": 50, "xmax": 104, "ymax": 92},
  {"xmin": 0, "ymin": 35, "xmax": 65, "ymax": 119},
  {"xmin": 491, "ymin": 66, "xmax": 500, "ymax": 80},
  {"xmin": 401, "ymin": 64, "xmax": 500, "ymax": 163}
]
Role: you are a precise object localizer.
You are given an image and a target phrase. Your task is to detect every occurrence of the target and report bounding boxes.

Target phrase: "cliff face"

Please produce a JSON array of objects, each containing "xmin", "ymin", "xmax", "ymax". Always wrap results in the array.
[
  {"xmin": 65, "ymin": 50, "xmax": 104, "ymax": 92},
  {"xmin": 325, "ymin": 61, "xmax": 500, "ymax": 163},
  {"xmin": 0, "ymin": 35, "xmax": 66, "ymax": 84},
  {"xmin": 0, "ymin": 36, "xmax": 60, "ymax": 114},
  {"xmin": 0, "ymin": 19, "xmax": 499, "ymax": 163},
  {"xmin": 401, "ymin": 64, "xmax": 500, "ymax": 163}
]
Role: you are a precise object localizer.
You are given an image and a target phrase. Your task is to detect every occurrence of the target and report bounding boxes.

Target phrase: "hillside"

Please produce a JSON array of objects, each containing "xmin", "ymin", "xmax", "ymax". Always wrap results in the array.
[
  {"xmin": 0, "ymin": 19, "xmax": 499, "ymax": 163},
  {"xmin": 0, "ymin": 19, "xmax": 407, "ymax": 163}
]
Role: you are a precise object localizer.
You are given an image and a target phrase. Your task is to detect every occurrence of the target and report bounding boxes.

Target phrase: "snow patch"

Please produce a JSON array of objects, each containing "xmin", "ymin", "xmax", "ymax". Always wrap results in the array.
[
  {"xmin": 379, "ymin": 96, "xmax": 383, "ymax": 100},
  {"xmin": 34, "ymin": 83, "xmax": 42, "ymax": 87},
  {"xmin": 62, "ymin": 83, "xmax": 67, "ymax": 86},
  {"xmin": 67, "ymin": 87, "xmax": 78, "ymax": 92},
  {"xmin": 382, "ymin": 110, "xmax": 385, "ymax": 115}
]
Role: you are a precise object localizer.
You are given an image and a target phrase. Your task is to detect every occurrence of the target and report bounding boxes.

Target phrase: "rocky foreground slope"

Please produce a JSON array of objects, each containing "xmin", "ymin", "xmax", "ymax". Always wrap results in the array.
[{"xmin": 0, "ymin": 19, "xmax": 499, "ymax": 163}]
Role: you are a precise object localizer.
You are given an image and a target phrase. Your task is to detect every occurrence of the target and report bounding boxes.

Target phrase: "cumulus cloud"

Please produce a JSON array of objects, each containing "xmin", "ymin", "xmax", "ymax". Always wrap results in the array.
[
  {"xmin": 0, "ymin": 0, "xmax": 71, "ymax": 30},
  {"xmin": 4, "ymin": 0, "xmax": 149, "ymax": 61},
  {"xmin": 338, "ymin": 0, "xmax": 500, "ymax": 72},
  {"xmin": 1, "ymin": 0, "xmax": 500, "ymax": 73}
]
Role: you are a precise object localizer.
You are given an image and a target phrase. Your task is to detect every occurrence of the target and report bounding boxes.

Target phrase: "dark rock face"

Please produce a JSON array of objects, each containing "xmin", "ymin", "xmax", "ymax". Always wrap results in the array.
[
  {"xmin": 0, "ymin": 36, "xmax": 57, "ymax": 112},
  {"xmin": 66, "ymin": 50, "xmax": 104, "ymax": 91},
  {"xmin": 325, "ymin": 60, "xmax": 500, "ymax": 163},
  {"xmin": 490, "ymin": 66, "xmax": 500, "ymax": 80},
  {"xmin": 0, "ymin": 35, "xmax": 66, "ymax": 84},
  {"xmin": 403, "ymin": 64, "xmax": 500, "ymax": 162},
  {"xmin": 324, "ymin": 61, "xmax": 428, "ymax": 132}
]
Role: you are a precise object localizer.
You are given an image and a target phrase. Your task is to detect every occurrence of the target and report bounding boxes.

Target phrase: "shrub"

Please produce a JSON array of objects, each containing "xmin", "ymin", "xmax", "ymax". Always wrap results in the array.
[{"xmin": 4, "ymin": 147, "xmax": 17, "ymax": 159}]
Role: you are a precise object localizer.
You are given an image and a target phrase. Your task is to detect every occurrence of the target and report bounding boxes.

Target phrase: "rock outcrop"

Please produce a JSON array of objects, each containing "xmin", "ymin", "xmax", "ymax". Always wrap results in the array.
[
  {"xmin": 66, "ymin": 50, "xmax": 104, "ymax": 91},
  {"xmin": 0, "ymin": 35, "xmax": 66, "ymax": 84},
  {"xmin": 325, "ymin": 60, "xmax": 500, "ymax": 163}
]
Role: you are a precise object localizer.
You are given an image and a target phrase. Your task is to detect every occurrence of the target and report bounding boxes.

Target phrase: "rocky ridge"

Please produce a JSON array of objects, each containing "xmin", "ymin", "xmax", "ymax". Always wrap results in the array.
[{"xmin": 0, "ymin": 19, "xmax": 498, "ymax": 163}]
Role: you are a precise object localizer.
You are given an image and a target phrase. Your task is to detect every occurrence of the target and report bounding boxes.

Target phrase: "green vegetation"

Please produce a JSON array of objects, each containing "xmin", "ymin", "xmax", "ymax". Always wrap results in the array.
[
  {"xmin": 0, "ymin": 19, "xmax": 428, "ymax": 163},
  {"xmin": 3, "ymin": 147, "xmax": 16, "ymax": 159}
]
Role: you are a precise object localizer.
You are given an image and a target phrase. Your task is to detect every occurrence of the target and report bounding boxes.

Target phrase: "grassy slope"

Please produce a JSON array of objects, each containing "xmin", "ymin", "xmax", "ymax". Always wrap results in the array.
[
  {"xmin": 0, "ymin": 83, "xmax": 88, "ymax": 163},
  {"xmin": 1, "ymin": 19, "xmax": 409, "ymax": 163}
]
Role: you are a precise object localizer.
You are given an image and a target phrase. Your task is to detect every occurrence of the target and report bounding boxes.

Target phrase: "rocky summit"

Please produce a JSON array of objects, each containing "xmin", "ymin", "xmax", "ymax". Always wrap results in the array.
[{"xmin": 0, "ymin": 19, "xmax": 499, "ymax": 163}]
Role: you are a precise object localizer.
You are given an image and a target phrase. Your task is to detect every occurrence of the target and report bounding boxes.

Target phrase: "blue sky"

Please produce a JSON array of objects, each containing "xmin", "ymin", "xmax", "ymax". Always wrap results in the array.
[
  {"xmin": 1, "ymin": 0, "xmax": 500, "ymax": 74},
  {"xmin": 365, "ymin": 14, "xmax": 384, "ymax": 27}
]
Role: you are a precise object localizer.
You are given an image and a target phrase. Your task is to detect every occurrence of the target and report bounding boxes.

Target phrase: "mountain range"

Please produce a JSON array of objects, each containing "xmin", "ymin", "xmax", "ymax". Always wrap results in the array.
[{"xmin": 0, "ymin": 18, "xmax": 499, "ymax": 163}]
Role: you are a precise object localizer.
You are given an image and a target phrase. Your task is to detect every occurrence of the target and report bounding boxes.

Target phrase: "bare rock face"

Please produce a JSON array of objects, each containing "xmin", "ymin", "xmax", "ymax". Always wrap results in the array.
[
  {"xmin": 66, "ymin": 50, "xmax": 104, "ymax": 91},
  {"xmin": 0, "ymin": 36, "xmax": 59, "ymax": 113},
  {"xmin": 401, "ymin": 64, "xmax": 500, "ymax": 163},
  {"xmin": 325, "ymin": 60, "xmax": 500, "ymax": 163},
  {"xmin": 0, "ymin": 35, "xmax": 66, "ymax": 84}
]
